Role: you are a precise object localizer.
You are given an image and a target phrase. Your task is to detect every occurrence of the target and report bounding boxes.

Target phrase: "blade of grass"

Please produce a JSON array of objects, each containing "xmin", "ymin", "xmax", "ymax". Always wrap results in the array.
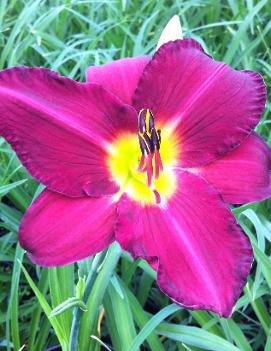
[
  {"xmin": 128, "ymin": 304, "xmax": 180, "ymax": 351},
  {"xmin": 78, "ymin": 242, "xmax": 122, "ymax": 351},
  {"xmin": 105, "ymin": 276, "xmax": 137, "ymax": 350},
  {"xmin": 20, "ymin": 262, "xmax": 69, "ymax": 351}
]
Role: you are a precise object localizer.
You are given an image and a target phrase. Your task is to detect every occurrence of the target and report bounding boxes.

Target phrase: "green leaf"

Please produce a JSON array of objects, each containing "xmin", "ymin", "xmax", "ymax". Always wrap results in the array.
[
  {"xmin": 79, "ymin": 243, "xmax": 122, "ymax": 351},
  {"xmin": 157, "ymin": 323, "xmax": 242, "ymax": 351},
  {"xmin": 106, "ymin": 276, "xmax": 137, "ymax": 350},
  {"xmin": 20, "ymin": 262, "xmax": 69, "ymax": 351},
  {"xmin": 0, "ymin": 179, "xmax": 27, "ymax": 196},
  {"xmin": 6, "ymin": 244, "xmax": 24, "ymax": 351},
  {"xmin": 128, "ymin": 304, "xmax": 180, "ymax": 351},
  {"xmin": 50, "ymin": 297, "xmax": 87, "ymax": 317}
]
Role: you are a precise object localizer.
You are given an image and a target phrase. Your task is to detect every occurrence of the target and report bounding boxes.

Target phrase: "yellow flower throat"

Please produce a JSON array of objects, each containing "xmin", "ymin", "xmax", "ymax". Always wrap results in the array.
[{"xmin": 107, "ymin": 109, "xmax": 178, "ymax": 205}]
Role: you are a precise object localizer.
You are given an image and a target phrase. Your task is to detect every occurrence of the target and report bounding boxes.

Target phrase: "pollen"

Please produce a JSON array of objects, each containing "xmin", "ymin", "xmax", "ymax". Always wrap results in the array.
[{"xmin": 107, "ymin": 112, "xmax": 179, "ymax": 206}]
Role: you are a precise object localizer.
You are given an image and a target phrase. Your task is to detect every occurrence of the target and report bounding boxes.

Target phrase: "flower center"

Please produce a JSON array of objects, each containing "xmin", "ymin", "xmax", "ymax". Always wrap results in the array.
[
  {"xmin": 137, "ymin": 109, "xmax": 163, "ymax": 188},
  {"xmin": 107, "ymin": 109, "xmax": 178, "ymax": 205}
]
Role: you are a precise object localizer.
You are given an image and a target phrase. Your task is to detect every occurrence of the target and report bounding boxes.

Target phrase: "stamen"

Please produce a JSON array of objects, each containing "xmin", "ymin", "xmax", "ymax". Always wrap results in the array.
[
  {"xmin": 146, "ymin": 153, "xmax": 153, "ymax": 187},
  {"xmin": 147, "ymin": 110, "xmax": 155, "ymax": 132},
  {"xmin": 138, "ymin": 109, "xmax": 147, "ymax": 134},
  {"xmin": 151, "ymin": 128, "xmax": 160, "ymax": 150},
  {"xmin": 154, "ymin": 150, "xmax": 163, "ymax": 179},
  {"xmin": 137, "ymin": 108, "xmax": 163, "ymax": 188},
  {"xmin": 157, "ymin": 129, "xmax": 161, "ymax": 144},
  {"xmin": 153, "ymin": 189, "xmax": 161, "ymax": 204},
  {"xmin": 138, "ymin": 154, "xmax": 146, "ymax": 172}
]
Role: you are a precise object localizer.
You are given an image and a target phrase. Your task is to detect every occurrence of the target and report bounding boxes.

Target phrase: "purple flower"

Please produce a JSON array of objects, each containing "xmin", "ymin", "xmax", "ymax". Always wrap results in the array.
[{"xmin": 0, "ymin": 39, "xmax": 270, "ymax": 317}]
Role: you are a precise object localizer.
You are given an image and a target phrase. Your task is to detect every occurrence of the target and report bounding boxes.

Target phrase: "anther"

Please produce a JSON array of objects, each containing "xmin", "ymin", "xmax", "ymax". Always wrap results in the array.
[
  {"xmin": 151, "ymin": 128, "xmax": 160, "ymax": 151},
  {"xmin": 138, "ymin": 109, "xmax": 147, "ymax": 134}
]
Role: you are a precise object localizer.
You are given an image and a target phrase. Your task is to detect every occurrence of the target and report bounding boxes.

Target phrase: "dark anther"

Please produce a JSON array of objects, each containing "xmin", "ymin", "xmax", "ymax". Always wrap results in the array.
[
  {"xmin": 151, "ymin": 129, "xmax": 160, "ymax": 151},
  {"xmin": 138, "ymin": 133, "xmax": 154, "ymax": 154},
  {"xmin": 157, "ymin": 129, "xmax": 161, "ymax": 144},
  {"xmin": 138, "ymin": 109, "xmax": 147, "ymax": 134},
  {"xmin": 138, "ymin": 109, "xmax": 161, "ymax": 155},
  {"xmin": 144, "ymin": 132, "xmax": 154, "ymax": 153},
  {"xmin": 138, "ymin": 134, "xmax": 146, "ymax": 154},
  {"xmin": 148, "ymin": 110, "xmax": 155, "ymax": 132}
]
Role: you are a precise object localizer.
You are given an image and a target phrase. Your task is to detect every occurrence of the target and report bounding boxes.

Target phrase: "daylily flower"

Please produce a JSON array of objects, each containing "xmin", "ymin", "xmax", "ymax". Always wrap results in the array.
[{"xmin": 0, "ymin": 38, "xmax": 269, "ymax": 317}]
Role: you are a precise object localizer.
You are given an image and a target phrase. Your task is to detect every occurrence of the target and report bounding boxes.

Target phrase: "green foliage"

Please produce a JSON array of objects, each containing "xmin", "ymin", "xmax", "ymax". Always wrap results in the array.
[{"xmin": 0, "ymin": 0, "xmax": 271, "ymax": 350}]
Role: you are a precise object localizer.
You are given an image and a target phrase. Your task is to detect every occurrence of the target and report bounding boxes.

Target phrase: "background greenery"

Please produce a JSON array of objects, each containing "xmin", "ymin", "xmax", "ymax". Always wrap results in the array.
[{"xmin": 0, "ymin": 0, "xmax": 271, "ymax": 350}]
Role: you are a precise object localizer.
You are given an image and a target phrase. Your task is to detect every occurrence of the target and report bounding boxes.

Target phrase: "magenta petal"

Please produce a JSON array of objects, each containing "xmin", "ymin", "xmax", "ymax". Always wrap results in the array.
[
  {"xmin": 116, "ymin": 171, "xmax": 253, "ymax": 317},
  {"xmin": 86, "ymin": 56, "xmax": 150, "ymax": 105},
  {"xmin": 133, "ymin": 39, "xmax": 266, "ymax": 167},
  {"xmin": 195, "ymin": 132, "xmax": 271, "ymax": 204},
  {"xmin": 0, "ymin": 67, "xmax": 137, "ymax": 197},
  {"xmin": 19, "ymin": 189, "xmax": 116, "ymax": 266}
]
